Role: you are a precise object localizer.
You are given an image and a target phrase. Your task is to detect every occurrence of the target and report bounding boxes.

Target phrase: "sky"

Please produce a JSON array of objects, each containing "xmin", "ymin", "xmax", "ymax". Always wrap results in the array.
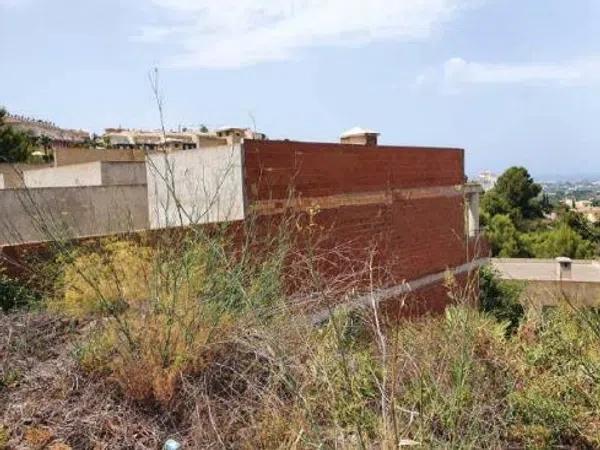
[{"xmin": 1, "ymin": 0, "xmax": 600, "ymax": 178}]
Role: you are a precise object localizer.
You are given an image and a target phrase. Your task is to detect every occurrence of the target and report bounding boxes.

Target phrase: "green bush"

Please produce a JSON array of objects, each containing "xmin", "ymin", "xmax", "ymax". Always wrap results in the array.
[
  {"xmin": 479, "ymin": 266, "xmax": 524, "ymax": 334},
  {"xmin": 0, "ymin": 269, "xmax": 39, "ymax": 312}
]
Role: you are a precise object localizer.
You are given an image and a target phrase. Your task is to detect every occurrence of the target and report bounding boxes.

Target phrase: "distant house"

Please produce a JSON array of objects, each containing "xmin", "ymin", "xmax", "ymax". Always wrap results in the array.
[
  {"xmin": 102, "ymin": 126, "xmax": 266, "ymax": 150},
  {"xmin": 4, "ymin": 113, "xmax": 89, "ymax": 148},
  {"xmin": 477, "ymin": 170, "xmax": 497, "ymax": 191},
  {"xmin": 215, "ymin": 126, "xmax": 267, "ymax": 143},
  {"xmin": 492, "ymin": 257, "xmax": 600, "ymax": 307}
]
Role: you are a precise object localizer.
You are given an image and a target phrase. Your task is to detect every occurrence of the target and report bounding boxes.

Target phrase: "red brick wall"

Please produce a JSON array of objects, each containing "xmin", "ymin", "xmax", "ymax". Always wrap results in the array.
[
  {"xmin": 243, "ymin": 140, "xmax": 472, "ymax": 292},
  {"xmin": 379, "ymin": 273, "xmax": 472, "ymax": 321},
  {"xmin": 243, "ymin": 140, "xmax": 464, "ymax": 201}
]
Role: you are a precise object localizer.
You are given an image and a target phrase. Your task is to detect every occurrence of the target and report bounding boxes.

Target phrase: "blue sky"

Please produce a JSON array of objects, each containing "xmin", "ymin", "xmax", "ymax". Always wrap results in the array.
[{"xmin": 1, "ymin": 0, "xmax": 600, "ymax": 177}]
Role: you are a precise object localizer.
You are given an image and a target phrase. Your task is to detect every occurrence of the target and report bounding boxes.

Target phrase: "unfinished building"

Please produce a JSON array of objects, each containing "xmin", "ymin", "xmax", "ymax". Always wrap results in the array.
[{"xmin": 0, "ymin": 129, "xmax": 487, "ymax": 317}]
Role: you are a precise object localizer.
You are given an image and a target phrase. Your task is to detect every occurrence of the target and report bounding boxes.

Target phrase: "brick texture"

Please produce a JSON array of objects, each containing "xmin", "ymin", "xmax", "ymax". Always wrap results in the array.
[
  {"xmin": 243, "ymin": 140, "xmax": 465, "ymax": 202},
  {"xmin": 243, "ymin": 140, "xmax": 476, "ymax": 293}
]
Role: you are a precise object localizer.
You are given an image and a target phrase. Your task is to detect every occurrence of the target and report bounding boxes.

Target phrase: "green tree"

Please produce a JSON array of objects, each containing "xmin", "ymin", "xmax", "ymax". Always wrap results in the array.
[
  {"xmin": 495, "ymin": 167, "xmax": 542, "ymax": 218},
  {"xmin": 481, "ymin": 189, "xmax": 513, "ymax": 218},
  {"xmin": 0, "ymin": 108, "xmax": 36, "ymax": 163},
  {"xmin": 528, "ymin": 224, "xmax": 595, "ymax": 259},
  {"xmin": 486, "ymin": 214, "xmax": 525, "ymax": 257},
  {"xmin": 558, "ymin": 208, "xmax": 600, "ymax": 244},
  {"xmin": 482, "ymin": 167, "xmax": 543, "ymax": 227}
]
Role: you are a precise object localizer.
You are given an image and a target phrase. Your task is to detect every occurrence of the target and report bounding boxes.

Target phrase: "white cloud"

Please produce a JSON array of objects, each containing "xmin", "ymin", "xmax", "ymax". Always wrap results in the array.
[
  {"xmin": 137, "ymin": 0, "xmax": 484, "ymax": 69},
  {"xmin": 427, "ymin": 57, "xmax": 600, "ymax": 92}
]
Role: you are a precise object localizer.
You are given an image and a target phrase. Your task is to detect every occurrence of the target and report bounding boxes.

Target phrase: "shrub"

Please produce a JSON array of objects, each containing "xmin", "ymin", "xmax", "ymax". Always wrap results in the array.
[
  {"xmin": 387, "ymin": 306, "xmax": 516, "ymax": 447},
  {"xmin": 0, "ymin": 269, "xmax": 39, "ymax": 312},
  {"xmin": 56, "ymin": 229, "xmax": 288, "ymax": 405},
  {"xmin": 508, "ymin": 306, "xmax": 600, "ymax": 447},
  {"xmin": 51, "ymin": 239, "xmax": 155, "ymax": 317},
  {"xmin": 479, "ymin": 265, "xmax": 524, "ymax": 334},
  {"xmin": 527, "ymin": 224, "xmax": 596, "ymax": 259}
]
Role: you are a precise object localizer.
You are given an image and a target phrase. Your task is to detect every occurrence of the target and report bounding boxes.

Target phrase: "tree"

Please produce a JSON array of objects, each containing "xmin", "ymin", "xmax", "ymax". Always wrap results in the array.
[
  {"xmin": 559, "ymin": 209, "xmax": 600, "ymax": 244},
  {"xmin": 481, "ymin": 189, "xmax": 513, "ymax": 217},
  {"xmin": 482, "ymin": 167, "xmax": 543, "ymax": 226},
  {"xmin": 486, "ymin": 214, "xmax": 525, "ymax": 257},
  {"xmin": 529, "ymin": 224, "xmax": 595, "ymax": 259},
  {"xmin": 0, "ymin": 108, "xmax": 36, "ymax": 163}
]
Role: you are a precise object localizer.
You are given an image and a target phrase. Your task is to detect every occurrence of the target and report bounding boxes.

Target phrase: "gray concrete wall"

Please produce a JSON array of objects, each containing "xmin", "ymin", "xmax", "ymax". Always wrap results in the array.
[
  {"xmin": 101, "ymin": 161, "xmax": 147, "ymax": 185},
  {"xmin": 0, "ymin": 163, "xmax": 53, "ymax": 188},
  {"xmin": 519, "ymin": 280, "xmax": 600, "ymax": 308},
  {"xmin": 146, "ymin": 145, "xmax": 245, "ymax": 229},
  {"xmin": 22, "ymin": 161, "xmax": 147, "ymax": 188},
  {"xmin": 0, "ymin": 184, "xmax": 149, "ymax": 245},
  {"xmin": 53, "ymin": 147, "xmax": 149, "ymax": 167},
  {"xmin": 24, "ymin": 162, "xmax": 103, "ymax": 188}
]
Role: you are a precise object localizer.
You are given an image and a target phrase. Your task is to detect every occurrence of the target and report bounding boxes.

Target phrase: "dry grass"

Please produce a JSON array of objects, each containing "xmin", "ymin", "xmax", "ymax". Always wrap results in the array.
[
  {"xmin": 2, "ymin": 227, "xmax": 600, "ymax": 448},
  {"xmin": 2, "ymin": 300, "xmax": 600, "ymax": 448}
]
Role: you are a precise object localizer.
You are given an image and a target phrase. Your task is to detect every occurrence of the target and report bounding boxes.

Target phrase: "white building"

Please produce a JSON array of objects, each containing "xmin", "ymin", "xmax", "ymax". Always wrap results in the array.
[{"xmin": 478, "ymin": 170, "xmax": 498, "ymax": 191}]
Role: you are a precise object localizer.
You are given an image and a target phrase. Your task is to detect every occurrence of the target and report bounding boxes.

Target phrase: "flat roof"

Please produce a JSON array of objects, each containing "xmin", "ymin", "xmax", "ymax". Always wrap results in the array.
[
  {"xmin": 491, "ymin": 258, "xmax": 600, "ymax": 282},
  {"xmin": 340, "ymin": 127, "xmax": 379, "ymax": 138}
]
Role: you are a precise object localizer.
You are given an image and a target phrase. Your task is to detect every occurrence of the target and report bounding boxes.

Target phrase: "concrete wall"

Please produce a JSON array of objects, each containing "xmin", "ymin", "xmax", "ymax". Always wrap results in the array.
[
  {"xmin": 0, "ymin": 174, "xmax": 3, "ymax": 190},
  {"xmin": 22, "ymin": 161, "xmax": 147, "ymax": 188},
  {"xmin": 101, "ymin": 161, "xmax": 147, "ymax": 185},
  {"xmin": 0, "ymin": 163, "xmax": 53, "ymax": 188},
  {"xmin": 146, "ymin": 145, "xmax": 245, "ymax": 229},
  {"xmin": 0, "ymin": 184, "xmax": 149, "ymax": 245},
  {"xmin": 519, "ymin": 280, "xmax": 600, "ymax": 308},
  {"xmin": 24, "ymin": 162, "xmax": 103, "ymax": 188},
  {"xmin": 53, "ymin": 147, "xmax": 149, "ymax": 167}
]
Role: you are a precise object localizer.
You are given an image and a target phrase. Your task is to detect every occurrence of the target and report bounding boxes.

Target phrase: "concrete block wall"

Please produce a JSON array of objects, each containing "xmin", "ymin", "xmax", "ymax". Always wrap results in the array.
[
  {"xmin": 22, "ymin": 161, "xmax": 147, "ymax": 188},
  {"xmin": 53, "ymin": 147, "xmax": 149, "ymax": 167},
  {"xmin": 101, "ymin": 161, "xmax": 147, "ymax": 185},
  {"xmin": 24, "ymin": 162, "xmax": 103, "ymax": 187},
  {"xmin": 146, "ymin": 145, "xmax": 244, "ymax": 229},
  {"xmin": 0, "ymin": 163, "xmax": 53, "ymax": 188},
  {"xmin": 0, "ymin": 185, "xmax": 149, "ymax": 246}
]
